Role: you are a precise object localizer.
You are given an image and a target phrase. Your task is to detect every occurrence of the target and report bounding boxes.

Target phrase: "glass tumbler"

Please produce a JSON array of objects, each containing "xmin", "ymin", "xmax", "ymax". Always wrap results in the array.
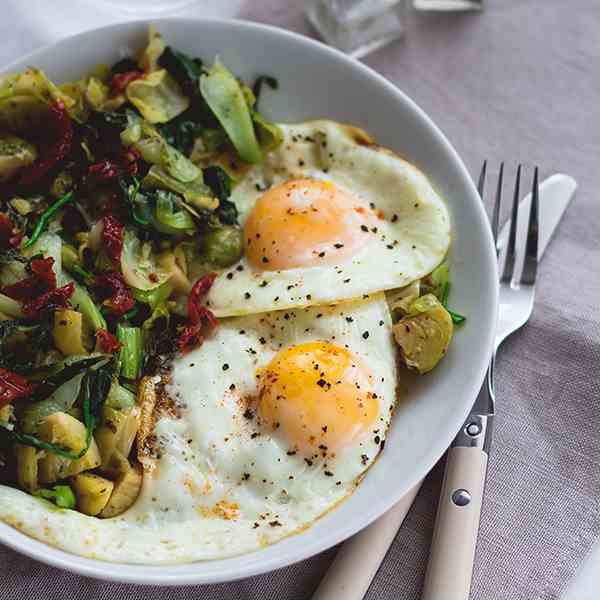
[{"xmin": 306, "ymin": 0, "xmax": 407, "ymax": 58}]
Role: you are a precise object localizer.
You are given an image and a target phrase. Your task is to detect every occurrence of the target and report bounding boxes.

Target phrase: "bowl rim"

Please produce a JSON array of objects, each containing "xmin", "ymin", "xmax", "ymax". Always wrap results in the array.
[{"xmin": 0, "ymin": 16, "xmax": 499, "ymax": 585}]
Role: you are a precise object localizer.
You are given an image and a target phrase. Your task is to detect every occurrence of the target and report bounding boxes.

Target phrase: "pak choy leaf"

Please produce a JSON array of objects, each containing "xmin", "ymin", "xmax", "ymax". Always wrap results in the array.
[{"xmin": 158, "ymin": 47, "xmax": 203, "ymax": 98}]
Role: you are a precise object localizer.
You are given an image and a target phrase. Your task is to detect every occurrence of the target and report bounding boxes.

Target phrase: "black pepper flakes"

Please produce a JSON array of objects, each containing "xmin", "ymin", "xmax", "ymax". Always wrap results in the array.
[
  {"xmin": 362, "ymin": 331, "xmax": 370, "ymax": 339},
  {"xmin": 222, "ymin": 363, "xmax": 229, "ymax": 371},
  {"xmin": 244, "ymin": 292, "xmax": 251, "ymax": 299},
  {"xmin": 360, "ymin": 225, "xmax": 369, "ymax": 232},
  {"xmin": 324, "ymin": 470, "xmax": 334, "ymax": 477},
  {"xmin": 304, "ymin": 458, "xmax": 313, "ymax": 467}
]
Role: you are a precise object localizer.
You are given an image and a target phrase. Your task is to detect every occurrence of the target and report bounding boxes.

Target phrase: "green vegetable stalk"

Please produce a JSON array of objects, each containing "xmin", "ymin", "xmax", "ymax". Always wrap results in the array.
[
  {"xmin": 34, "ymin": 485, "xmax": 76, "ymax": 509},
  {"xmin": 117, "ymin": 324, "xmax": 143, "ymax": 379}
]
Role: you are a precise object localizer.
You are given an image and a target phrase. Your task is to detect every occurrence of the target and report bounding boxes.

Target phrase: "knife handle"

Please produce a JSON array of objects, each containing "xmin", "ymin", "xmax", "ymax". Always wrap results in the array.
[
  {"xmin": 311, "ymin": 484, "xmax": 421, "ymax": 600},
  {"xmin": 421, "ymin": 446, "xmax": 488, "ymax": 600}
]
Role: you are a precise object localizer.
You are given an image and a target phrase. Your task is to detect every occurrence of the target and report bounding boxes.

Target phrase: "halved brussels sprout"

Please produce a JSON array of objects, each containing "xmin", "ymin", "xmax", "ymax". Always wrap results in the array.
[
  {"xmin": 120, "ymin": 230, "xmax": 170, "ymax": 291},
  {"xmin": 0, "ymin": 133, "xmax": 37, "ymax": 182},
  {"xmin": 141, "ymin": 25, "xmax": 166, "ymax": 73},
  {"xmin": 386, "ymin": 280, "xmax": 421, "ymax": 319},
  {"xmin": 53, "ymin": 309, "xmax": 88, "ymax": 357},
  {"xmin": 21, "ymin": 372, "xmax": 86, "ymax": 434},
  {"xmin": 200, "ymin": 59, "xmax": 262, "ymax": 164},
  {"xmin": 16, "ymin": 444, "xmax": 40, "ymax": 492},
  {"xmin": 95, "ymin": 406, "xmax": 140, "ymax": 474},
  {"xmin": 71, "ymin": 472, "xmax": 114, "ymax": 516},
  {"xmin": 200, "ymin": 226, "xmax": 243, "ymax": 268},
  {"xmin": 99, "ymin": 461, "xmax": 143, "ymax": 518},
  {"xmin": 392, "ymin": 294, "xmax": 453, "ymax": 374},
  {"xmin": 152, "ymin": 190, "xmax": 197, "ymax": 235},
  {"xmin": 126, "ymin": 70, "xmax": 189, "ymax": 124},
  {"xmin": 158, "ymin": 250, "xmax": 192, "ymax": 294},
  {"xmin": 37, "ymin": 412, "xmax": 101, "ymax": 484}
]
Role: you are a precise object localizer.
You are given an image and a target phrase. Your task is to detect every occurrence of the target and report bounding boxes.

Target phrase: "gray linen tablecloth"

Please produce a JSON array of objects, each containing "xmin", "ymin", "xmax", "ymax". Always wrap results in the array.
[{"xmin": 1, "ymin": 1, "xmax": 599, "ymax": 599}]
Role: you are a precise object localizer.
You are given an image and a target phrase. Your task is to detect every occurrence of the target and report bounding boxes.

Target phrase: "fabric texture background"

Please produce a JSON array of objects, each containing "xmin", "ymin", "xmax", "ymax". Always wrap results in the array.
[{"xmin": 1, "ymin": 1, "xmax": 599, "ymax": 599}]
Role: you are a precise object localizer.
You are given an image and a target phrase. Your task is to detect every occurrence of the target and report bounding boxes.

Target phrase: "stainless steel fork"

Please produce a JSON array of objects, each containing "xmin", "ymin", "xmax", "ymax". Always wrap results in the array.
[{"xmin": 421, "ymin": 163, "xmax": 540, "ymax": 600}]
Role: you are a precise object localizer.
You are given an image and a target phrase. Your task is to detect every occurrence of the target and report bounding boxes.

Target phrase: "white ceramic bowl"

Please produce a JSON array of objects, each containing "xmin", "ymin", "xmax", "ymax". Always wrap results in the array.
[{"xmin": 0, "ymin": 18, "xmax": 498, "ymax": 585}]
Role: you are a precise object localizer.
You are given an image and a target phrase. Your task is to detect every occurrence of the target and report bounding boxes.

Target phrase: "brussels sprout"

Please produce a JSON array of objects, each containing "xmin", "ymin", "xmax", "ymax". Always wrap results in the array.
[
  {"xmin": 95, "ymin": 406, "xmax": 140, "ymax": 473},
  {"xmin": 126, "ymin": 70, "xmax": 189, "ymax": 124},
  {"xmin": 120, "ymin": 230, "xmax": 170, "ymax": 291},
  {"xmin": 200, "ymin": 226, "xmax": 243, "ymax": 268},
  {"xmin": 0, "ymin": 133, "xmax": 37, "ymax": 182},
  {"xmin": 392, "ymin": 294, "xmax": 453, "ymax": 374},
  {"xmin": 71, "ymin": 472, "xmax": 113, "ymax": 516},
  {"xmin": 200, "ymin": 59, "xmax": 262, "ymax": 164},
  {"xmin": 84, "ymin": 77, "xmax": 110, "ymax": 111}
]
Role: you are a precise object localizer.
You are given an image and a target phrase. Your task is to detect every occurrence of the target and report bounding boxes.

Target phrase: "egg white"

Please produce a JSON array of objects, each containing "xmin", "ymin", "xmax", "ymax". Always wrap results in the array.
[
  {"xmin": 0, "ymin": 294, "xmax": 397, "ymax": 563},
  {"xmin": 205, "ymin": 120, "xmax": 451, "ymax": 317}
]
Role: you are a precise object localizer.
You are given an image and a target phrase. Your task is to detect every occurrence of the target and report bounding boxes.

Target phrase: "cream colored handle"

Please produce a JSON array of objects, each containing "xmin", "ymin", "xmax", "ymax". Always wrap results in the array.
[
  {"xmin": 421, "ymin": 446, "xmax": 488, "ymax": 600},
  {"xmin": 311, "ymin": 483, "xmax": 422, "ymax": 600}
]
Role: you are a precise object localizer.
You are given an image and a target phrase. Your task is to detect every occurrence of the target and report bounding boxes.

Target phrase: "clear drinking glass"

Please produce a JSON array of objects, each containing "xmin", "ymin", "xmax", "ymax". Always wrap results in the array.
[
  {"xmin": 97, "ymin": 0, "xmax": 200, "ymax": 14},
  {"xmin": 306, "ymin": 0, "xmax": 407, "ymax": 58},
  {"xmin": 413, "ymin": 0, "xmax": 482, "ymax": 10}
]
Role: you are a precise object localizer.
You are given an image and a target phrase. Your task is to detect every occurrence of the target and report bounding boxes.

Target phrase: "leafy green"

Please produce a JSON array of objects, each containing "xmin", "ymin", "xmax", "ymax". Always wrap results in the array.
[
  {"xmin": 252, "ymin": 75, "xmax": 278, "ymax": 108},
  {"xmin": 34, "ymin": 485, "xmax": 76, "ymax": 509},
  {"xmin": 132, "ymin": 281, "xmax": 172, "ymax": 311},
  {"xmin": 203, "ymin": 166, "xmax": 237, "ymax": 225},
  {"xmin": 200, "ymin": 60, "xmax": 262, "ymax": 164},
  {"xmin": 158, "ymin": 112, "xmax": 202, "ymax": 156},
  {"xmin": 158, "ymin": 47, "xmax": 203, "ymax": 98},
  {"xmin": 154, "ymin": 190, "xmax": 196, "ymax": 235},
  {"xmin": 70, "ymin": 282, "xmax": 107, "ymax": 331},
  {"xmin": 23, "ymin": 192, "xmax": 74, "ymax": 249}
]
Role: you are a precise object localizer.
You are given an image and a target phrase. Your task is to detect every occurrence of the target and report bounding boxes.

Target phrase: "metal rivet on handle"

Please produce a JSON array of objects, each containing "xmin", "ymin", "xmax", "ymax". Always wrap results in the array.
[
  {"xmin": 466, "ymin": 422, "xmax": 481, "ymax": 436},
  {"xmin": 452, "ymin": 489, "xmax": 471, "ymax": 506}
]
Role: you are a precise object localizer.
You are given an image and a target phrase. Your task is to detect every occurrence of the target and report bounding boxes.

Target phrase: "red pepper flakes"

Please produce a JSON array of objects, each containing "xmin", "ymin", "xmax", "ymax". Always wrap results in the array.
[
  {"xmin": 93, "ymin": 271, "xmax": 135, "ymax": 316},
  {"xmin": 2, "ymin": 257, "xmax": 56, "ymax": 302},
  {"xmin": 19, "ymin": 101, "xmax": 73, "ymax": 186},
  {"xmin": 22, "ymin": 282, "xmax": 74, "ymax": 318},
  {"xmin": 95, "ymin": 328, "xmax": 122, "ymax": 353},
  {"xmin": 0, "ymin": 368, "xmax": 38, "ymax": 408},
  {"xmin": 0, "ymin": 213, "xmax": 23, "ymax": 249},
  {"xmin": 179, "ymin": 273, "xmax": 218, "ymax": 354},
  {"xmin": 101, "ymin": 214, "xmax": 124, "ymax": 265},
  {"xmin": 110, "ymin": 71, "xmax": 144, "ymax": 96},
  {"xmin": 88, "ymin": 159, "xmax": 121, "ymax": 182}
]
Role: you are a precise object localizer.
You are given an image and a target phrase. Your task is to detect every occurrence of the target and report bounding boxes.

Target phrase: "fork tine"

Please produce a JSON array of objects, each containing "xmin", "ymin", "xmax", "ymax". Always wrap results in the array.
[
  {"xmin": 477, "ymin": 160, "xmax": 487, "ymax": 198},
  {"xmin": 501, "ymin": 164, "xmax": 521, "ymax": 282},
  {"xmin": 521, "ymin": 167, "xmax": 539, "ymax": 284},
  {"xmin": 491, "ymin": 162, "xmax": 503, "ymax": 246}
]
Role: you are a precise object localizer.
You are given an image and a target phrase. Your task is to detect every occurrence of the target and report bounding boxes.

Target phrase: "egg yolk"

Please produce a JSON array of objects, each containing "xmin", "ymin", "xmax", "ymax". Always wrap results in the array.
[
  {"xmin": 257, "ymin": 341, "xmax": 379, "ymax": 454},
  {"xmin": 244, "ymin": 179, "xmax": 372, "ymax": 271}
]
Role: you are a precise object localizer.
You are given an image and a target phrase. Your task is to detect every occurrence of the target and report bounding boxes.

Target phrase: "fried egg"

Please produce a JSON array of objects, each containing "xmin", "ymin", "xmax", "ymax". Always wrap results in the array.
[
  {"xmin": 0, "ymin": 294, "xmax": 397, "ymax": 563},
  {"xmin": 205, "ymin": 120, "xmax": 451, "ymax": 316}
]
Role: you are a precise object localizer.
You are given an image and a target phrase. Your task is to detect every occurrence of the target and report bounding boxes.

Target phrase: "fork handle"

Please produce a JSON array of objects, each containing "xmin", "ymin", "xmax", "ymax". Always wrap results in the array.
[{"xmin": 421, "ymin": 446, "xmax": 488, "ymax": 600}]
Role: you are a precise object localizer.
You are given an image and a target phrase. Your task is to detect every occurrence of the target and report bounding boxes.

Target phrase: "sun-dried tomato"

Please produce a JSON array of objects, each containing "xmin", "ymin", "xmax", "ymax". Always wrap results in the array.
[
  {"xmin": 122, "ymin": 147, "xmax": 141, "ymax": 176},
  {"xmin": 2, "ymin": 257, "xmax": 56, "ymax": 301},
  {"xmin": 179, "ymin": 273, "xmax": 218, "ymax": 354},
  {"xmin": 101, "ymin": 214, "xmax": 124, "ymax": 265},
  {"xmin": 187, "ymin": 273, "xmax": 217, "ymax": 323},
  {"xmin": 22, "ymin": 282, "xmax": 74, "ymax": 318},
  {"xmin": 19, "ymin": 101, "xmax": 73, "ymax": 186},
  {"xmin": 88, "ymin": 159, "xmax": 121, "ymax": 182},
  {"xmin": 0, "ymin": 213, "xmax": 23, "ymax": 249},
  {"xmin": 93, "ymin": 271, "xmax": 135, "ymax": 316},
  {"xmin": 110, "ymin": 70, "xmax": 144, "ymax": 96},
  {"xmin": 0, "ymin": 368, "xmax": 38, "ymax": 408},
  {"xmin": 95, "ymin": 328, "xmax": 122, "ymax": 353}
]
